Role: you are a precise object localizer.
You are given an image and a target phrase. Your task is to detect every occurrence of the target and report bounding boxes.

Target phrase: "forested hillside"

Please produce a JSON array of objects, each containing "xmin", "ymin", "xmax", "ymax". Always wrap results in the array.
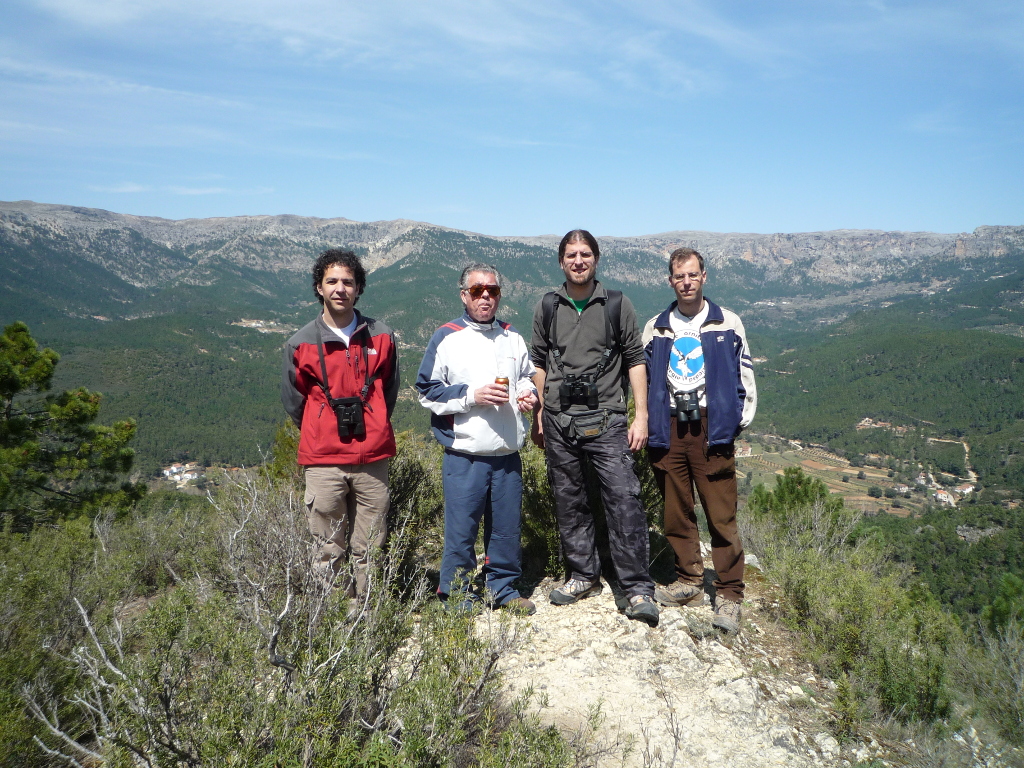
[
  {"xmin": 3, "ymin": 202, "xmax": 1024, "ymax": 764},
  {"xmin": 755, "ymin": 275, "xmax": 1024, "ymax": 493},
  {"xmin": 858, "ymin": 502, "xmax": 1024, "ymax": 619}
]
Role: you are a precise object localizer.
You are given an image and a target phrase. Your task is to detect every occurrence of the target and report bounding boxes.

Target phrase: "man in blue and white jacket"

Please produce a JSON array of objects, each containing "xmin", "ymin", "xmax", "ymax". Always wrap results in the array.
[
  {"xmin": 642, "ymin": 247, "xmax": 756, "ymax": 634},
  {"xmin": 416, "ymin": 263, "xmax": 539, "ymax": 614}
]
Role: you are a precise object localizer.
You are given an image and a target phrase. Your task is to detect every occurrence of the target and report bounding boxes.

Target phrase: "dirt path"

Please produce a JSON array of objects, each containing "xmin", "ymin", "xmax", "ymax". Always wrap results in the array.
[{"xmin": 489, "ymin": 571, "xmax": 856, "ymax": 767}]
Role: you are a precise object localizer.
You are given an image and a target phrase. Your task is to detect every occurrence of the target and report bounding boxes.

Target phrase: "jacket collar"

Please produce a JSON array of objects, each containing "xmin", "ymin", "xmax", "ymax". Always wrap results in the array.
[
  {"xmin": 654, "ymin": 298, "xmax": 723, "ymax": 330},
  {"xmin": 555, "ymin": 279, "xmax": 607, "ymax": 307},
  {"xmin": 315, "ymin": 310, "xmax": 367, "ymax": 343},
  {"xmin": 461, "ymin": 312, "xmax": 504, "ymax": 332}
]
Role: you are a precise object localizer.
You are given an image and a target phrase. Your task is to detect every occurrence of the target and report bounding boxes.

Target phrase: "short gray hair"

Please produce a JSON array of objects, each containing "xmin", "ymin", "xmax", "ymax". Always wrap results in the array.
[{"xmin": 458, "ymin": 263, "xmax": 503, "ymax": 290}]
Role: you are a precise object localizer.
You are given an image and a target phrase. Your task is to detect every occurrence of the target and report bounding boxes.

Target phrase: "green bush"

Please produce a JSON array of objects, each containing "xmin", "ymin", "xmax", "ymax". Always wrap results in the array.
[
  {"xmin": 0, "ymin": 492, "xmax": 215, "ymax": 766},
  {"xmin": 981, "ymin": 573, "xmax": 1024, "ymax": 635},
  {"xmin": 520, "ymin": 442, "xmax": 563, "ymax": 582},
  {"xmin": 964, "ymin": 618, "xmax": 1024, "ymax": 747},
  {"xmin": 744, "ymin": 469, "xmax": 958, "ymax": 727},
  {"xmin": 958, "ymin": 575, "xmax": 1024, "ymax": 747}
]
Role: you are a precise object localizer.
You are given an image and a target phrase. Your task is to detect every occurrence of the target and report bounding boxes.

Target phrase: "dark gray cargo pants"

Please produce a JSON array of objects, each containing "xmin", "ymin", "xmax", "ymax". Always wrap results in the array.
[{"xmin": 543, "ymin": 411, "xmax": 654, "ymax": 599}]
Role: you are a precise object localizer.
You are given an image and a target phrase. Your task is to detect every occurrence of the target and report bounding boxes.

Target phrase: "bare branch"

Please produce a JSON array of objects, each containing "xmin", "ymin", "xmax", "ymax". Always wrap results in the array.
[{"xmin": 24, "ymin": 694, "xmax": 104, "ymax": 764}]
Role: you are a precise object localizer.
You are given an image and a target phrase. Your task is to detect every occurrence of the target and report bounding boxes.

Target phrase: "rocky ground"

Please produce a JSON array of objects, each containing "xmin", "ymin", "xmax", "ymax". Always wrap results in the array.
[
  {"xmin": 470, "ymin": 554, "xmax": 904, "ymax": 768},
  {"xmin": 477, "ymin": 562, "xmax": 1024, "ymax": 768}
]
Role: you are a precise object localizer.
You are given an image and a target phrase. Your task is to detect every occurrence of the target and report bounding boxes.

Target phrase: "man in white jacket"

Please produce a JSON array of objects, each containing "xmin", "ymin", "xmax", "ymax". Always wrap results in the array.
[{"xmin": 416, "ymin": 263, "xmax": 539, "ymax": 614}]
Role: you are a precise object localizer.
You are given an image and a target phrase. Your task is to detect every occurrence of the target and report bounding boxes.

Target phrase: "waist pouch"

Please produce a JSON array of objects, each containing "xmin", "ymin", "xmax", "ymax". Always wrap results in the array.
[{"xmin": 558, "ymin": 410, "xmax": 609, "ymax": 442}]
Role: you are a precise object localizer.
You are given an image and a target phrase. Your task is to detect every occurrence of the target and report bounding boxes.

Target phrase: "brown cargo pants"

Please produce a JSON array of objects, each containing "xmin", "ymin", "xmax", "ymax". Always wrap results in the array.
[{"xmin": 649, "ymin": 415, "xmax": 744, "ymax": 603}]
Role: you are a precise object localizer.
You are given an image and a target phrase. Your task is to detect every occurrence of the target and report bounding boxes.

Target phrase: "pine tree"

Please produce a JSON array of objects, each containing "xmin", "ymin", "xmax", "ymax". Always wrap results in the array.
[{"xmin": 0, "ymin": 322, "xmax": 145, "ymax": 529}]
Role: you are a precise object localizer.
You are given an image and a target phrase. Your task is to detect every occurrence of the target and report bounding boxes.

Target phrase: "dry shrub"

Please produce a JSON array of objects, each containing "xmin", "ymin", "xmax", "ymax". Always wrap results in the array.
[{"xmin": 25, "ymin": 465, "xmax": 578, "ymax": 766}]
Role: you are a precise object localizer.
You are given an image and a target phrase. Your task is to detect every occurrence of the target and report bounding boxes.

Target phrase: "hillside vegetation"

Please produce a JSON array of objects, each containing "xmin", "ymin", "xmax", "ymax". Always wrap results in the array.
[
  {"xmin": 756, "ymin": 280, "xmax": 1024, "ymax": 493},
  {"xmin": 2, "ymin": 319, "xmax": 1024, "ymax": 764},
  {"xmin": 4, "ymin": 200, "xmax": 1023, "ymax": 481},
  {"xmin": 3, "ymin": 439, "xmax": 1024, "ymax": 765}
]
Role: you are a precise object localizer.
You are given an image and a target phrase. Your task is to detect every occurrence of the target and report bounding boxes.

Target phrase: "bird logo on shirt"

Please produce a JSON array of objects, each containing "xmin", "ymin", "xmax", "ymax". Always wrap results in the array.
[{"xmin": 669, "ymin": 337, "xmax": 704, "ymax": 382}]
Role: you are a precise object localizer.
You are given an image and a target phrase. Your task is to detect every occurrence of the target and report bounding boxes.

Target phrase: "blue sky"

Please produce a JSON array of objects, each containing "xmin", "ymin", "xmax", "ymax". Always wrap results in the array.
[{"xmin": 2, "ymin": 1, "xmax": 1022, "ymax": 236}]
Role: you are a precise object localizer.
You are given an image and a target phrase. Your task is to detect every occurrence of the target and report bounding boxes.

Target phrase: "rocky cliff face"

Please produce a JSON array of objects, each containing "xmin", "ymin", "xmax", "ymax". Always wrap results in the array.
[
  {"xmin": 4, "ymin": 200, "xmax": 1022, "ymax": 288},
  {"xmin": 500, "ymin": 226, "xmax": 1024, "ymax": 289},
  {"xmin": 3, "ymin": 200, "xmax": 1022, "ymax": 329},
  {"xmin": 0, "ymin": 200, "xmax": 453, "ymax": 287}
]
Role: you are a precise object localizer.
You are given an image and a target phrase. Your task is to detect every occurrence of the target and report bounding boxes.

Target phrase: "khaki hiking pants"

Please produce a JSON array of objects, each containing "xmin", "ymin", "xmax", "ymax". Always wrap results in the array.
[{"xmin": 303, "ymin": 459, "xmax": 389, "ymax": 598}]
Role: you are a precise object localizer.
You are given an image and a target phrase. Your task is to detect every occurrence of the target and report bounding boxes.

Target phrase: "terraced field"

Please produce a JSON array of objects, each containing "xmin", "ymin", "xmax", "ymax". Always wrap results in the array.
[{"xmin": 738, "ymin": 442, "xmax": 929, "ymax": 517}]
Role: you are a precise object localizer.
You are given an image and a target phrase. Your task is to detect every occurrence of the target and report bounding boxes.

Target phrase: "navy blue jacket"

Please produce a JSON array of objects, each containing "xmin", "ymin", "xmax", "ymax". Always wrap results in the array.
[{"xmin": 642, "ymin": 299, "xmax": 757, "ymax": 450}]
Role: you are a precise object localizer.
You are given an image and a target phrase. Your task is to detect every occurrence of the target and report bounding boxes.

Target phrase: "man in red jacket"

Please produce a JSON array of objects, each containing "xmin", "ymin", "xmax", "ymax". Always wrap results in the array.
[{"xmin": 282, "ymin": 249, "xmax": 400, "ymax": 605}]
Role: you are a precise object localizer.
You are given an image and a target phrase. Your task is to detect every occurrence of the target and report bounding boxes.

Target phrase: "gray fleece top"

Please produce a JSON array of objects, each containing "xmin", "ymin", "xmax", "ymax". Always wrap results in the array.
[{"xmin": 530, "ymin": 280, "xmax": 645, "ymax": 414}]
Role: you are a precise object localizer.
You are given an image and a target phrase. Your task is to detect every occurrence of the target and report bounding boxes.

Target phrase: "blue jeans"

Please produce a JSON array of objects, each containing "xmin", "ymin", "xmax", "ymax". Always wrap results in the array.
[{"xmin": 439, "ymin": 450, "xmax": 523, "ymax": 606}]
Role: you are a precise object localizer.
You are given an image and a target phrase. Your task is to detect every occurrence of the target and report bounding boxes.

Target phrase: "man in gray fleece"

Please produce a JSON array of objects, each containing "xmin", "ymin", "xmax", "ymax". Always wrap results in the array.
[{"xmin": 530, "ymin": 229, "xmax": 658, "ymax": 627}]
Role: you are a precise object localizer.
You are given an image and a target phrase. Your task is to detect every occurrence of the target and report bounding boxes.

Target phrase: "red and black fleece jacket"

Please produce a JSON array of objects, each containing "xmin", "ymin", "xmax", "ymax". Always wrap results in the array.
[{"xmin": 282, "ymin": 313, "xmax": 400, "ymax": 466}]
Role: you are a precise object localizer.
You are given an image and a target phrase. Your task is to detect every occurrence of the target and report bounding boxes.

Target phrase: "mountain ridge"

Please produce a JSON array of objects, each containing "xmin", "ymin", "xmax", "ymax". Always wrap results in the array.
[{"xmin": 4, "ymin": 199, "xmax": 1023, "ymax": 286}]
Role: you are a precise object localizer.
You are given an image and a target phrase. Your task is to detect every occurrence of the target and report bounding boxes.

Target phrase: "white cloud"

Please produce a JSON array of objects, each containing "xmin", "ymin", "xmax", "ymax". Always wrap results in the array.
[
  {"xmin": 474, "ymin": 134, "xmax": 551, "ymax": 148},
  {"xmin": 166, "ymin": 186, "xmax": 228, "ymax": 195},
  {"xmin": 22, "ymin": 1, "xmax": 1024, "ymax": 79},
  {"xmin": 88, "ymin": 182, "xmax": 149, "ymax": 192},
  {"xmin": 0, "ymin": 56, "xmax": 248, "ymax": 108},
  {"xmin": 83, "ymin": 181, "xmax": 273, "ymax": 195},
  {"xmin": 618, "ymin": 0, "xmax": 795, "ymax": 71},
  {"xmin": 904, "ymin": 107, "xmax": 963, "ymax": 135},
  {"xmin": 0, "ymin": 118, "xmax": 70, "ymax": 135},
  {"xmin": 19, "ymin": 1, "xmax": 716, "ymax": 94}
]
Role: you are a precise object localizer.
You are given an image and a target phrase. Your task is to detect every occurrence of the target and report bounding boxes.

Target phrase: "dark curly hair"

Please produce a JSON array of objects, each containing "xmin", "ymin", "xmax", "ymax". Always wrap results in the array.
[{"xmin": 312, "ymin": 249, "xmax": 366, "ymax": 305}]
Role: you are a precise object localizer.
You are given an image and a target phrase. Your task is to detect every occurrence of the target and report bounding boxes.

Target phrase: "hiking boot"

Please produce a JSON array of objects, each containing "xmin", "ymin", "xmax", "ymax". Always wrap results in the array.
[
  {"xmin": 549, "ymin": 578, "xmax": 603, "ymax": 605},
  {"xmin": 625, "ymin": 595, "xmax": 660, "ymax": 627},
  {"xmin": 500, "ymin": 597, "xmax": 537, "ymax": 616},
  {"xmin": 713, "ymin": 599, "xmax": 743, "ymax": 634},
  {"xmin": 654, "ymin": 580, "xmax": 705, "ymax": 607}
]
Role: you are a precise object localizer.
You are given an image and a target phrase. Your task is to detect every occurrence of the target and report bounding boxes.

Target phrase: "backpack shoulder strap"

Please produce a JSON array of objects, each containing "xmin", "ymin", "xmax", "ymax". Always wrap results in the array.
[
  {"xmin": 605, "ymin": 289, "xmax": 622, "ymax": 347},
  {"xmin": 593, "ymin": 289, "xmax": 623, "ymax": 379},
  {"xmin": 541, "ymin": 291, "xmax": 567, "ymax": 374},
  {"xmin": 541, "ymin": 291, "xmax": 557, "ymax": 342}
]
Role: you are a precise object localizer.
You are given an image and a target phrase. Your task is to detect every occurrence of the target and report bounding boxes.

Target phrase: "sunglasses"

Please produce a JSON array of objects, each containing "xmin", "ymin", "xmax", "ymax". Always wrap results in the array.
[{"xmin": 466, "ymin": 284, "xmax": 501, "ymax": 299}]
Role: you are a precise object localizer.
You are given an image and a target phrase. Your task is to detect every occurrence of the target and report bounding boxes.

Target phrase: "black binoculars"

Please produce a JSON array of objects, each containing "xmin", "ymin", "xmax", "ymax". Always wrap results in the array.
[
  {"xmin": 670, "ymin": 390, "xmax": 701, "ymax": 423},
  {"xmin": 331, "ymin": 396, "xmax": 366, "ymax": 438},
  {"xmin": 559, "ymin": 373, "xmax": 599, "ymax": 411}
]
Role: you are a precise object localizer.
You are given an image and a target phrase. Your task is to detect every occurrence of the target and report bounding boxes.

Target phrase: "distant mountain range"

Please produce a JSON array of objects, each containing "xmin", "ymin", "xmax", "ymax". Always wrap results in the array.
[{"xmin": 3, "ymin": 200, "xmax": 1023, "ymax": 339}]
